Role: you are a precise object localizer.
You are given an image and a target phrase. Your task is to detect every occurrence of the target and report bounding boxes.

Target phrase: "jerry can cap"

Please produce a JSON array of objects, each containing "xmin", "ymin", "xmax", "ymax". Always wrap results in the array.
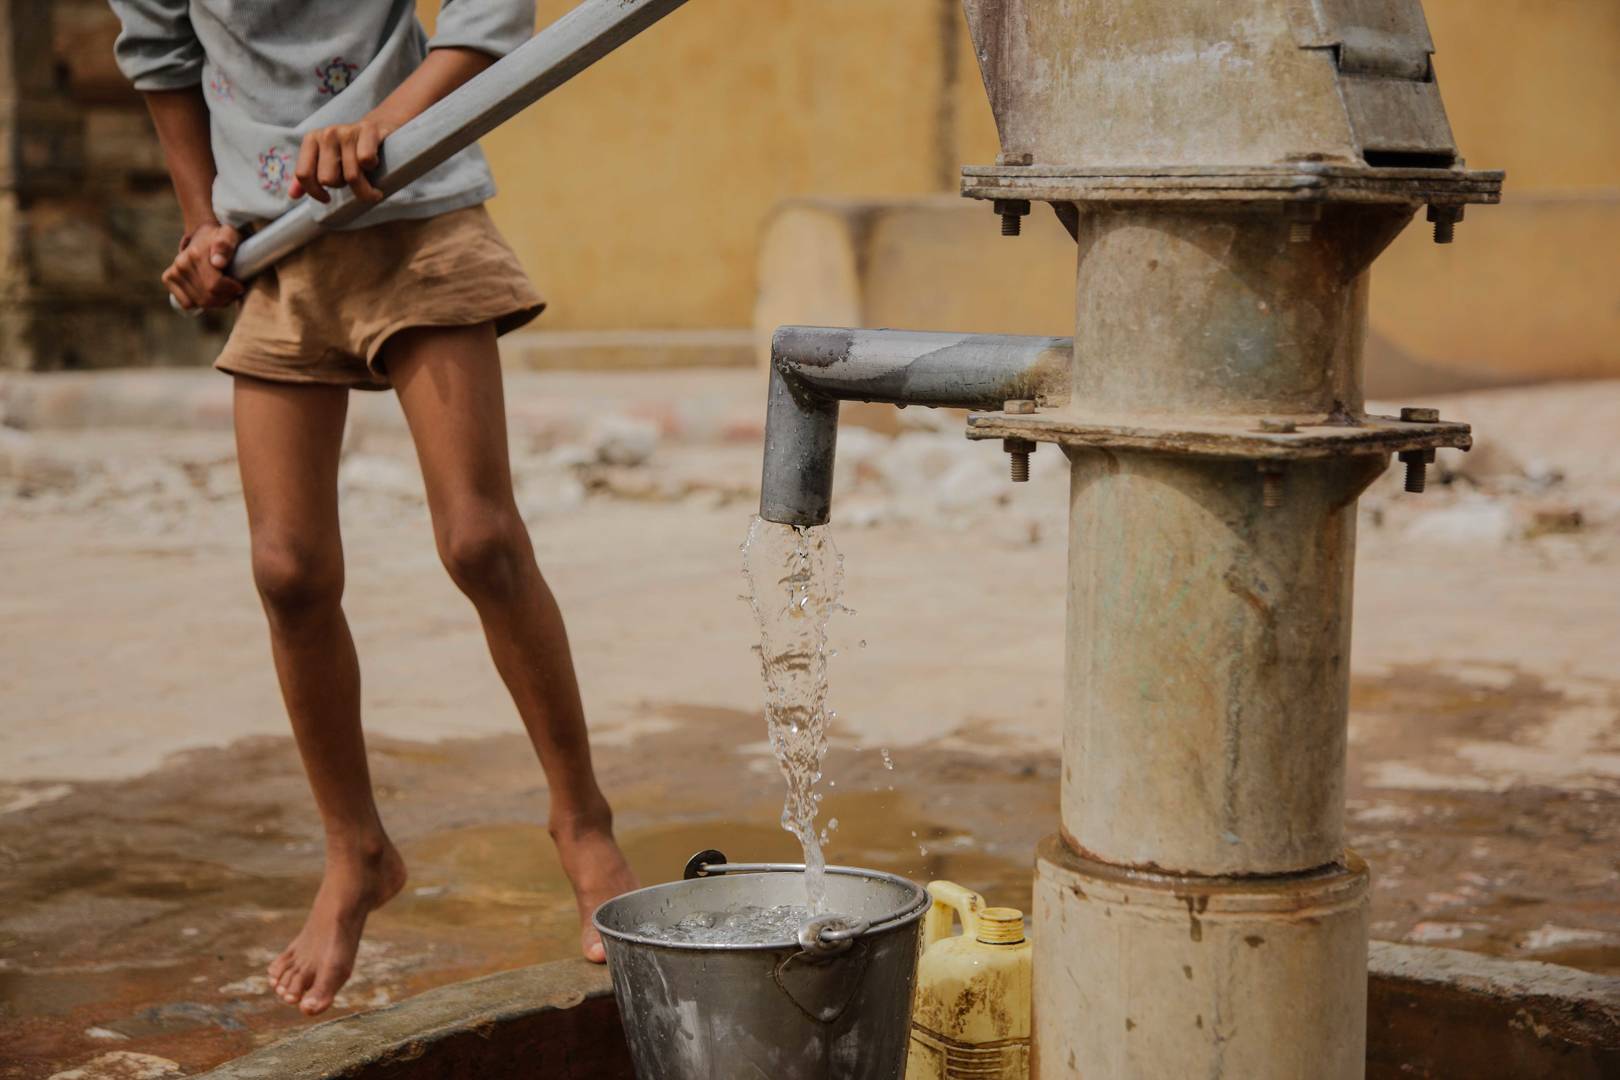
[{"xmin": 976, "ymin": 906, "xmax": 1026, "ymax": 944}]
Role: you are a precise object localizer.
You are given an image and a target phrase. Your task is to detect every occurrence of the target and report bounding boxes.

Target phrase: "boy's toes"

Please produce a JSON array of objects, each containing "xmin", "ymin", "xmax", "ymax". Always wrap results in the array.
[
  {"xmin": 281, "ymin": 963, "xmax": 316, "ymax": 1006},
  {"xmin": 300, "ymin": 962, "xmax": 351, "ymax": 1016},
  {"xmin": 582, "ymin": 928, "xmax": 607, "ymax": 964}
]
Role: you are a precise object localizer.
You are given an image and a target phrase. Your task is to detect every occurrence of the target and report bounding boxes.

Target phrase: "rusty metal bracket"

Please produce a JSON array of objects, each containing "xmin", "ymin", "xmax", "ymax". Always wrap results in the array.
[
  {"xmin": 965, "ymin": 407, "xmax": 1470, "ymax": 460},
  {"xmin": 960, "ymin": 163, "xmax": 1503, "ymax": 207}
]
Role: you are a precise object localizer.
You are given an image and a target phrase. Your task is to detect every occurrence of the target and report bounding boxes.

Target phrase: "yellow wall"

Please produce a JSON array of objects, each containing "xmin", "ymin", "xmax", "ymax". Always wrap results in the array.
[
  {"xmin": 453, "ymin": 0, "xmax": 1618, "ymax": 381},
  {"xmin": 437, "ymin": 0, "xmax": 967, "ymax": 332},
  {"xmin": 1372, "ymin": 0, "xmax": 1620, "ymax": 382}
]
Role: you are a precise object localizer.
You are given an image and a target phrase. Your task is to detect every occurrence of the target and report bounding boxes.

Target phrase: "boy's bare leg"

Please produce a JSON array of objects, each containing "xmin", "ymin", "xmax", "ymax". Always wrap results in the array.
[
  {"xmin": 235, "ymin": 377, "xmax": 407, "ymax": 1015},
  {"xmin": 385, "ymin": 322, "xmax": 638, "ymax": 962}
]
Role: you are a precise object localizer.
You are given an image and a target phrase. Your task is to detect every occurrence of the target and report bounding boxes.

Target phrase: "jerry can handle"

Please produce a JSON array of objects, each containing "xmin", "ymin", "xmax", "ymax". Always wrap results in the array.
[{"xmin": 921, "ymin": 880, "xmax": 985, "ymax": 950}]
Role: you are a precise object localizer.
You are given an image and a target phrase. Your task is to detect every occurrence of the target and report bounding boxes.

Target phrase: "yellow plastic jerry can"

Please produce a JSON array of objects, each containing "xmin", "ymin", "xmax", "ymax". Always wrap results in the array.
[{"xmin": 905, "ymin": 881, "xmax": 1032, "ymax": 1079}]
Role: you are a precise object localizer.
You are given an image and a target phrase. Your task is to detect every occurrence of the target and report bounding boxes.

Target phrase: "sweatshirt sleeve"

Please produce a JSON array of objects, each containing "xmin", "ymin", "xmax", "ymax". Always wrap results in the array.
[
  {"xmin": 108, "ymin": 0, "xmax": 205, "ymax": 91},
  {"xmin": 429, "ymin": 0, "xmax": 535, "ymax": 59}
]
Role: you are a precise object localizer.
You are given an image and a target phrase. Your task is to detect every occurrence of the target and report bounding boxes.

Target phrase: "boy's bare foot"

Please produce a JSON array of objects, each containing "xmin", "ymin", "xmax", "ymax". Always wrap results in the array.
[
  {"xmin": 268, "ymin": 835, "xmax": 407, "ymax": 1016},
  {"xmin": 552, "ymin": 809, "xmax": 638, "ymax": 963}
]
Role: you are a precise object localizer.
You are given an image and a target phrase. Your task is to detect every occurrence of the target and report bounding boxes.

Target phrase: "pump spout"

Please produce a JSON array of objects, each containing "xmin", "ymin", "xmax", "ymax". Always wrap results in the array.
[{"xmin": 759, "ymin": 327, "xmax": 1071, "ymax": 527}]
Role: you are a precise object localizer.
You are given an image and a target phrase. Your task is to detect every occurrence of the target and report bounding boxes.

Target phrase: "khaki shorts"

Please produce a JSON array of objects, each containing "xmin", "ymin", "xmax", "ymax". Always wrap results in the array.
[{"xmin": 215, "ymin": 204, "xmax": 544, "ymax": 391}]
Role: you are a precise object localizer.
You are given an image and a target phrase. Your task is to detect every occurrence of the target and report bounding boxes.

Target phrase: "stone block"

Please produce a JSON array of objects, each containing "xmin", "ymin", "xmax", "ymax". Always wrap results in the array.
[{"xmin": 52, "ymin": 0, "xmax": 140, "ymax": 106}]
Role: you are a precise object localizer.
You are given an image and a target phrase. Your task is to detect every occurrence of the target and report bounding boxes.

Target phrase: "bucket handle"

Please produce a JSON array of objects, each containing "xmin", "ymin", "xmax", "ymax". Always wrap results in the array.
[
  {"xmin": 921, "ymin": 880, "xmax": 985, "ymax": 950},
  {"xmin": 798, "ymin": 913, "xmax": 872, "ymax": 956}
]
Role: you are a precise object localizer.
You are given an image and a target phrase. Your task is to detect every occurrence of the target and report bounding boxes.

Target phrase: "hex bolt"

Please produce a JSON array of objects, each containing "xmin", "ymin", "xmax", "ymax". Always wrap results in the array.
[
  {"xmin": 1004, "ymin": 399, "xmax": 1037, "ymax": 415},
  {"xmin": 1004, "ymin": 437, "xmax": 1036, "ymax": 483},
  {"xmin": 1258, "ymin": 464, "xmax": 1285, "ymax": 509},
  {"xmin": 1426, "ymin": 205, "xmax": 1463, "ymax": 245},
  {"xmin": 995, "ymin": 199, "xmax": 1032, "ymax": 237},
  {"xmin": 1399, "ymin": 406, "xmax": 1440, "ymax": 424},
  {"xmin": 1256, "ymin": 418, "xmax": 1297, "ymax": 433},
  {"xmin": 1399, "ymin": 448, "xmax": 1436, "ymax": 493},
  {"xmin": 1288, "ymin": 222, "xmax": 1312, "ymax": 244}
]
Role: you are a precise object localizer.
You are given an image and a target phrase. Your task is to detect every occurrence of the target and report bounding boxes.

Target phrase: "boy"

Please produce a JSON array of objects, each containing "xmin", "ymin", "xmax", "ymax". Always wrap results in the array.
[{"xmin": 108, "ymin": 0, "xmax": 638, "ymax": 1017}]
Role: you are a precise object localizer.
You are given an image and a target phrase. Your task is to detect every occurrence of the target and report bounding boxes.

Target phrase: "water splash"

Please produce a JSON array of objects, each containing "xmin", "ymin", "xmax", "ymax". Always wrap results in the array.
[{"xmin": 741, "ymin": 515, "xmax": 845, "ymax": 914}]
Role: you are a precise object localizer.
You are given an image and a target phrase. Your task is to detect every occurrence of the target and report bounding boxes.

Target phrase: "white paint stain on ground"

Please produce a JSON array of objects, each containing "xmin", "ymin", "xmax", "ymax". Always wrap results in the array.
[
  {"xmin": 1, "ymin": 782, "xmax": 74, "ymax": 815},
  {"xmin": 46, "ymin": 1052, "xmax": 182, "ymax": 1080},
  {"xmin": 1520, "ymin": 923, "xmax": 1616, "ymax": 952}
]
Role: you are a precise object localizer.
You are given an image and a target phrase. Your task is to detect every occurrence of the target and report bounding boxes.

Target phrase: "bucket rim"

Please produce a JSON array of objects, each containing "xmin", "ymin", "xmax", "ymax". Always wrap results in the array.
[{"xmin": 593, "ymin": 863, "xmax": 928, "ymax": 952}]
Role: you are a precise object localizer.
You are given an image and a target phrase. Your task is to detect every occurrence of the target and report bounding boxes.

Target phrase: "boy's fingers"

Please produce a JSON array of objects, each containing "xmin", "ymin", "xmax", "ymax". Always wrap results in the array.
[
  {"xmin": 208, "ymin": 226, "xmax": 241, "ymax": 270},
  {"xmin": 169, "ymin": 262, "xmax": 204, "ymax": 309},
  {"xmin": 340, "ymin": 139, "xmax": 382, "ymax": 203},
  {"xmin": 161, "ymin": 268, "xmax": 194, "ymax": 310},
  {"xmin": 295, "ymin": 133, "xmax": 328, "ymax": 202},
  {"xmin": 356, "ymin": 123, "xmax": 380, "ymax": 171},
  {"xmin": 205, "ymin": 271, "xmax": 244, "ymax": 304},
  {"xmin": 316, "ymin": 129, "xmax": 344, "ymax": 190}
]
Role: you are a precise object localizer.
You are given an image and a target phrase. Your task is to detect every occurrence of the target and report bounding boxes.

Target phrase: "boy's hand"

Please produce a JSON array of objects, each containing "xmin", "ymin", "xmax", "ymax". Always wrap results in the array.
[
  {"xmin": 290, "ymin": 118, "xmax": 397, "ymax": 205},
  {"xmin": 163, "ymin": 222, "xmax": 243, "ymax": 311}
]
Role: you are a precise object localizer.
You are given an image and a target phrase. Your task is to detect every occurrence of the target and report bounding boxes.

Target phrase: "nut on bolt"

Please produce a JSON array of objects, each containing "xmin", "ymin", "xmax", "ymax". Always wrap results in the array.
[
  {"xmin": 995, "ymin": 199, "xmax": 1031, "ymax": 237},
  {"xmin": 1004, "ymin": 399, "xmax": 1037, "ymax": 415},
  {"xmin": 1004, "ymin": 437, "xmax": 1036, "ymax": 483},
  {"xmin": 1426, "ymin": 205, "xmax": 1463, "ymax": 245},
  {"xmin": 1397, "ymin": 408, "xmax": 1441, "ymax": 492},
  {"xmin": 1256, "ymin": 418, "xmax": 1297, "ymax": 434},
  {"xmin": 1399, "ymin": 448, "xmax": 1437, "ymax": 493}
]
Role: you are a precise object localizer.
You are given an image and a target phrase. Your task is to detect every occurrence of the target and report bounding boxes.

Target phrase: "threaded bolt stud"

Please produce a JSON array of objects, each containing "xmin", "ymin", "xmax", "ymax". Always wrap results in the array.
[
  {"xmin": 1426, "ymin": 206, "xmax": 1462, "ymax": 245},
  {"xmin": 994, "ymin": 199, "xmax": 1030, "ymax": 238},
  {"xmin": 1258, "ymin": 466, "xmax": 1284, "ymax": 509},
  {"xmin": 1399, "ymin": 449, "xmax": 1436, "ymax": 493},
  {"xmin": 1004, "ymin": 437, "xmax": 1035, "ymax": 483}
]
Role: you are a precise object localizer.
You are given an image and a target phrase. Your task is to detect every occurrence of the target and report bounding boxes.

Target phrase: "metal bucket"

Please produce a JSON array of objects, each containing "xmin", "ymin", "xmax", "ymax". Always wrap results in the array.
[{"xmin": 593, "ymin": 852, "xmax": 928, "ymax": 1079}]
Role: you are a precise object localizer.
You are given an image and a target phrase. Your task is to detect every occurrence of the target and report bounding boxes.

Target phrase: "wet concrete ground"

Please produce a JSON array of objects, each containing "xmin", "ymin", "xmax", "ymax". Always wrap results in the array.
[
  {"xmin": 6, "ymin": 378, "xmax": 1620, "ymax": 1077},
  {"xmin": 5, "ymin": 668, "xmax": 1619, "ymax": 1078}
]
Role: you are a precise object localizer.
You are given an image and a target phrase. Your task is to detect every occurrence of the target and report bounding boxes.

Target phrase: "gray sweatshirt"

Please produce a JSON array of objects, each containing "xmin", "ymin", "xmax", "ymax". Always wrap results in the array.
[{"xmin": 109, "ymin": 0, "xmax": 534, "ymax": 229}]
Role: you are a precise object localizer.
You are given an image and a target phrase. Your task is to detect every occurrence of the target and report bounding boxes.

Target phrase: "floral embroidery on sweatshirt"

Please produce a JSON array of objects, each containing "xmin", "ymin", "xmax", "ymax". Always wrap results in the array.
[
  {"xmin": 258, "ymin": 147, "xmax": 293, "ymax": 194},
  {"xmin": 315, "ymin": 56, "xmax": 360, "ymax": 96},
  {"xmin": 207, "ymin": 71, "xmax": 233, "ymax": 102}
]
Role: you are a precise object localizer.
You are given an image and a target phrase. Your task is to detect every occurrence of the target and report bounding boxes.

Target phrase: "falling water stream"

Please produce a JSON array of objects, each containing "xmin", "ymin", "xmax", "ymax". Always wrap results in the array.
[{"xmin": 741, "ymin": 515, "xmax": 846, "ymax": 915}]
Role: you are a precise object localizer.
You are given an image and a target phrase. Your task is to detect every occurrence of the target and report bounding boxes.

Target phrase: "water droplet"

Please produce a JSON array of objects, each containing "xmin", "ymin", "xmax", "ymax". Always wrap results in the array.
[
  {"xmin": 880, "ymin": 749, "xmax": 895, "ymax": 770},
  {"xmin": 859, "ymin": 639, "xmax": 868, "ymax": 649},
  {"xmin": 918, "ymin": 844, "xmax": 929, "ymax": 856}
]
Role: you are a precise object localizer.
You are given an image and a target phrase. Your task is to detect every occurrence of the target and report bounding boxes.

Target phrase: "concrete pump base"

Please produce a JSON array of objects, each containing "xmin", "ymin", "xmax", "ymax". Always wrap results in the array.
[
  {"xmin": 192, "ymin": 948, "xmax": 1618, "ymax": 1079},
  {"xmin": 1032, "ymin": 835, "xmax": 1370, "ymax": 1078}
]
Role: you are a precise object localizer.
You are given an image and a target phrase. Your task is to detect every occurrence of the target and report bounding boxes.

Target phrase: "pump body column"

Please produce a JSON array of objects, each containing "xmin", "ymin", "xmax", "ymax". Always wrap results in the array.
[{"xmin": 1034, "ymin": 208, "xmax": 1388, "ymax": 1077}]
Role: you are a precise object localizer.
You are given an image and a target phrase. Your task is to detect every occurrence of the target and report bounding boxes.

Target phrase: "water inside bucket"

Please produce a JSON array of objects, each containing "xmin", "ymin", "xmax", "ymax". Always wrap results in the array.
[{"xmin": 632, "ymin": 903, "xmax": 813, "ymax": 945}]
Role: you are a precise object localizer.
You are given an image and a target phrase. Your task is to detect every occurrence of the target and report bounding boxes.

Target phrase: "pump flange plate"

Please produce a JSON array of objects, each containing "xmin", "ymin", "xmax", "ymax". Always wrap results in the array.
[
  {"xmin": 964, "ymin": 409, "xmax": 1471, "ymax": 460},
  {"xmin": 961, "ymin": 163, "xmax": 1503, "ymax": 207}
]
